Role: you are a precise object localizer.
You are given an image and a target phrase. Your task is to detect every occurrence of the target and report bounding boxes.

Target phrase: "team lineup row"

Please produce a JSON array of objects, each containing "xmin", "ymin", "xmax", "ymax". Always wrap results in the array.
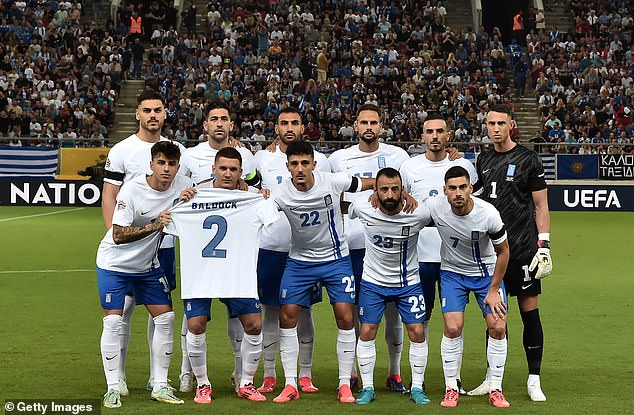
[{"xmin": 96, "ymin": 92, "xmax": 553, "ymax": 408}]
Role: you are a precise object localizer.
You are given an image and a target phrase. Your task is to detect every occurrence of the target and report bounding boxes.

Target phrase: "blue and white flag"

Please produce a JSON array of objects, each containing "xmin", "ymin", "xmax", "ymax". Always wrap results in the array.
[{"xmin": 0, "ymin": 146, "xmax": 58, "ymax": 177}]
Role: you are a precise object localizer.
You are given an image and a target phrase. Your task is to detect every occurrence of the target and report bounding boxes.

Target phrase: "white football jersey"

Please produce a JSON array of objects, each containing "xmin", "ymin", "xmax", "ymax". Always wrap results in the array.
[
  {"xmin": 164, "ymin": 188, "xmax": 279, "ymax": 299},
  {"xmin": 254, "ymin": 145, "xmax": 331, "ymax": 252},
  {"xmin": 96, "ymin": 174, "xmax": 194, "ymax": 273},
  {"xmin": 400, "ymin": 154, "xmax": 478, "ymax": 262},
  {"xmin": 272, "ymin": 170, "xmax": 355, "ymax": 262},
  {"xmin": 180, "ymin": 142, "xmax": 257, "ymax": 183},
  {"xmin": 348, "ymin": 200, "xmax": 431, "ymax": 287},
  {"xmin": 329, "ymin": 143, "xmax": 410, "ymax": 250},
  {"xmin": 103, "ymin": 134, "xmax": 186, "ymax": 186},
  {"xmin": 103, "ymin": 134, "xmax": 187, "ymax": 249},
  {"xmin": 425, "ymin": 196, "xmax": 506, "ymax": 278}
]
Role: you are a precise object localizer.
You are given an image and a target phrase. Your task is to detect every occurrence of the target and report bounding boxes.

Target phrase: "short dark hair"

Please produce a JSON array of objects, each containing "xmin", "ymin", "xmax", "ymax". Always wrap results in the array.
[
  {"xmin": 444, "ymin": 166, "xmax": 470, "ymax": 183},
  {"xmin": 215, "ymin": 147, "xmax": 242, "ymax": 166},
  {"xmin": 285, "ymin": 140, "xmax": 313, "ymax": 159},
  {"xmin": 137, "ymin": 90, "xmax": 164, "ymax": 106},
  {"xmin": 487, "ymin": 104, "xmax": 511, "ymax": 116},
  {"xmin": 356, "ymin": 103, "xmax": 382, "ymax": 118},
  {"xmin": 203, "ymin": 101, "xmax": 232, "ymax": 120},
  {"xmin": 424, "ymin": 112, "xmax": 447, "ymax": 123},
  {"xmin": 151, "ymin": 141, "xmax": 181, "ymax": 161},
  {"xmin": 376, "ymin": 167, "xmax": 401, "ymax": 186},
  {"xmin": 277, "ymin": 106, "xmax": 303, "ymax": 123}
]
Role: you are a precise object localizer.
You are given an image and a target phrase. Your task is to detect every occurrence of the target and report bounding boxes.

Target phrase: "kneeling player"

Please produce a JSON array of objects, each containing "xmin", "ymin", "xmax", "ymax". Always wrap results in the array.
[
  {"xmin": 425, "ymin": 166, "xmax": 511, "ymax": 408},
  {"xmin": 165, "ymin": 148, "xmax": 279, "ymax": 403},
  {"xmin": 348, "ymin": 168, "xmax": 432, "ymax": 405},
  {"xmin": 97, "ymin": 141, "xmax": 194, "ymax": 408}
]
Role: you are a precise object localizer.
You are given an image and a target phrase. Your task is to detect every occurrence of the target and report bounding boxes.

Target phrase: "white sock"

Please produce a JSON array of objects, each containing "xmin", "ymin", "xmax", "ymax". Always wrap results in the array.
[
  {"xmin": 384, "ymin": 303, "xmax": 403, "ymax": 376},
  {"xmin": 101, "ymin": 314, "xmax": 123, "ymax": 391},
  {"xmin": 152, "ymin": 311, "xmax": 175, "ymax": 392},
  {"xmin": 441, "ymin": 335, "xmax": 462, "ymax": 391},
  {"xmin": 356, "ymin": 339, "xmax": 376, "ymax": 389},
  {"xmin": 487, "ymin": 337, "xmax": 507, "ymax": 392},
  {"xmin": 186, "ymin": 331, "xmax": 209, "ymax": 386},
  {"xmin": 279, "ymin": 327, "xmax": 298, "ymax": 388},
  {"xmin": 240, "ymin": 333, "xmax": 263, "ymax": 387},
  {"xmin": 227, "ymin": 316, "xmax": 244, "ymax": 380},
  {"xmin": 261, "ymin": 305, "xmax": 280, "ymax": 378},
  {"xmin": 409, "ymin": 341, "xmax": 428, "ymax": 390},
  {"xmin": 457, "ymin": 331, "xmax": 464, "ymax": 381},
  {"xmin": 297, "ymin": 307, "xmax": 315, "ymax": 379},
  {"xmin": 180, "ymin": 316, "xmax": 192, "ymax": 375},
  {"xmin": 337, "ymin": 328, "xmax": 356, "ymax": 388},
  {"xmin": 118, "ymin": 295, "xmax": 135, "ymax": 380},
  {"xmin": 147, "ymin": 313, "xmax": 155, "ymax": 380},
  {"xmin": 351, "ymin": 312, "xmax": 360, "ymax": 378}
]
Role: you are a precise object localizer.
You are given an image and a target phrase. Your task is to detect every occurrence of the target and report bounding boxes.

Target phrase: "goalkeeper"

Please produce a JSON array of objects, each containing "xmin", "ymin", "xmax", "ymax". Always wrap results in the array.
[{"xmin": 469, "ymin": 104, "xmax": 552, "ymax": 403}]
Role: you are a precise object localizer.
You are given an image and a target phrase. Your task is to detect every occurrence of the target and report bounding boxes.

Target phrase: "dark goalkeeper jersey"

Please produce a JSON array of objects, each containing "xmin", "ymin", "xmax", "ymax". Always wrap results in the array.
[{"xmin": 475, "ymin": 145, "xmax": 547, "ymax": 260}]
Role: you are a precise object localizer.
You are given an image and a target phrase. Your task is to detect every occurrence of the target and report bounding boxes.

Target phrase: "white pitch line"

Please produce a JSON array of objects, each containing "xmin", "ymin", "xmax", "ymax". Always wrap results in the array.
[
  {"xmin": 0, "ymin": 207, "xmax": 86, "ymax": 222},
  {"xmin": 0, "ymin": 269, "xmax": 93, "ymax": 274}
]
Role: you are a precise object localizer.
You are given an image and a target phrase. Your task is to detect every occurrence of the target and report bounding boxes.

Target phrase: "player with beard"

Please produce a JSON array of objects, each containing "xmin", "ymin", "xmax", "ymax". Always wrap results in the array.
[
  {"xmin": 424, "ymin": 166, "xmax": 510, "ymax": 408},
  {"xmin": 347, "ymin": 167, "xmax": 433, "ymax": 406},
  {"xmin": 399, "ymin": 113, "xmax": 477, "ymax": 394},
  {"xmin": 178, "ymin": 102, "xmax": 260, "ymax": 393},
  {"xmin": 329, "ymin": 104, "xmax": 411, "ymax": 393},
  {"xmin": 254, "ymin": 107, "xmax": 331, "ymax": 394},
  {"xmin": 101, "ymin": 91, "xmax": 186, "ymax": 395}
]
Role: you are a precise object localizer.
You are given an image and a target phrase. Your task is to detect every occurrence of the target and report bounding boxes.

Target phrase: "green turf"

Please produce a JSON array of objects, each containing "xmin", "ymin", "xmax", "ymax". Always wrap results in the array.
[{"xmin": 0, "ymin": 207, "xmax": 633, "ymax": 414}]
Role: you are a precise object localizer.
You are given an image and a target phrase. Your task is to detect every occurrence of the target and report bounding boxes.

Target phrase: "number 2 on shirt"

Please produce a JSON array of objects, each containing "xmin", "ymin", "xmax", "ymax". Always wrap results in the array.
[{"xmin": 202, "ymin": 215, "xmax": 228, "ymax": 258}]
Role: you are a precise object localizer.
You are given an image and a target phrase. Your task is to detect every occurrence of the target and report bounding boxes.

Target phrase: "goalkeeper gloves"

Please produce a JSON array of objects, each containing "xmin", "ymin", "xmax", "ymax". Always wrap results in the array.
[{"xmin": 529, "ymin": 235, "xmax": 552, "ymax": 279}]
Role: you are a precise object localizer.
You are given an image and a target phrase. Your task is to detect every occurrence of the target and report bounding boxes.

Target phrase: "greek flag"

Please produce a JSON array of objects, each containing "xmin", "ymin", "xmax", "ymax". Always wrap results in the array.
[
  {"xmin": 0, "ymin": 146, "xmax": 58, "ymax": 177},
  {"xmin": 540, "ymin": 154, "xmax": 556, "ymax": 180}
]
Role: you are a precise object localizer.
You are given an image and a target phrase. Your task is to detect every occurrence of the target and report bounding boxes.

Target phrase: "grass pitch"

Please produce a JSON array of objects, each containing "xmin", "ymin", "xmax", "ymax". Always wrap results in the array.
[{"xmin": 0, "ymin": 207, "xmax": 633, "ymax": 414}]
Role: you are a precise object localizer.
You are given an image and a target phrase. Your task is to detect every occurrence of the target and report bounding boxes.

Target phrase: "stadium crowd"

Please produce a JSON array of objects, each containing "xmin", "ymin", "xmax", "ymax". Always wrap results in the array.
[
  {"xmin": 121, "ymin": 0, "xmax": 520, "ymax": 154},
  {"xmin": 0, "ymin": 0, "xmax": 631, "ymax": 155},
  {"xmin": 524, "ymin": 0, "xmax": 633, "ymax": 154},
  {"xmin": 0, "ymin": 0, "xmax": 122, "ymax": 147}
]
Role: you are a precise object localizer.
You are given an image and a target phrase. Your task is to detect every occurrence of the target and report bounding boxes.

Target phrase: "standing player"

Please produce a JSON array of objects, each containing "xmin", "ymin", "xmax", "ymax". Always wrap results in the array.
[
  {"xmin": 270, "ymin": 140, "xmax": 377, "ymax": 404},
  {"xmin": 468, "ymin": 104, "xmax": 552, "ymax": 402},
  {"xmin": 254, "ymin": 107, "xmax": 331, "ymax": 394},
  {"xmin": 399, "ymin": 112, "xmax": 477, "ymax": 394},
  {"xmin": 178, "ymin": 102, "xmax": 260, "ymax": 392},
  {"xmin": 425, "ymin": 166, "xmax": 510, "ymax": 408},
  {"xmin": 98, "ymin": 141, "xmax": 194, "ymax": 408},
  {"xmin": 165, "ymin": 147, "xmax": 279, "ymax": 404},
  {"xmin": 348, "ymin": 168, "xmax": 432, "ymax": 406},
  {"xmin": 329, "ymin": 104, "xmax": 411, "ymax": 393},
  {"xmin": 101, "ymin": 90, "xmax": 186, "ymax": 394}
]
